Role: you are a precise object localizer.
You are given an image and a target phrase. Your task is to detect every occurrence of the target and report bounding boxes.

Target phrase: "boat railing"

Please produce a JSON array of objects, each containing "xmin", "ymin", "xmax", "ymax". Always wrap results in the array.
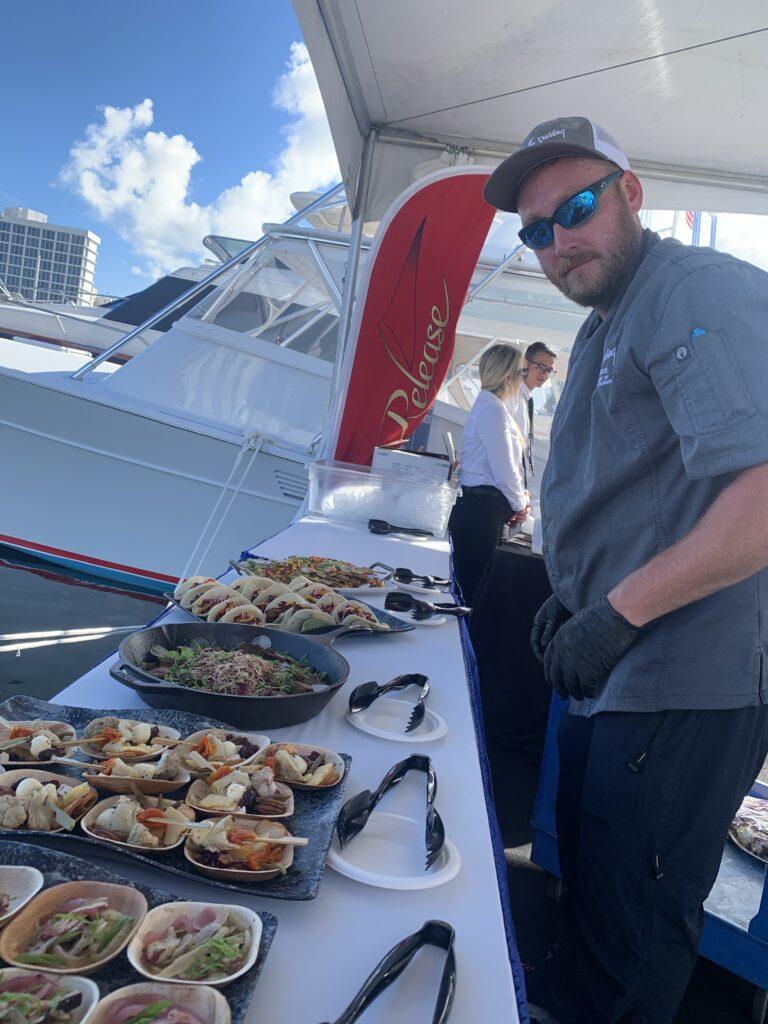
[{"xmin": 69, "ymin": 182, "xmax": 347, "ymax": 381}]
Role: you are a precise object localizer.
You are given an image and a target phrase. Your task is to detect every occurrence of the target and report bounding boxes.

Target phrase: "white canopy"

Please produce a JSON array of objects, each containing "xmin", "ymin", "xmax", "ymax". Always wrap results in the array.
[{"xmin": 294, "ymin": 1, "xmax": 768, "ymax": 217}]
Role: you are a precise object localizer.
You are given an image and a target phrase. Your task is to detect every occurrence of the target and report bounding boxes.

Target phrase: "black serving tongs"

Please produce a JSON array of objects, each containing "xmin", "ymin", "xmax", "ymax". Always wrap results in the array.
[
  {"xmin": 317, "ymin": 920, "xmax": 456, "ymax": 1024},
  {"xmin": 368, "ymin": 519, "xmax": 434, "ymax": 538},
  {"xmin": 348, "ymin": 673, "xmax": 430, "ymax": 732},
  {"xmin": 385, "ymin": 591, "xmax": 470, "ymax": 621},
  {"xmin": 393, "ymin": 567, "xmax": 451, "ymax": 589},
  {"xmin": 336, "ymin": 754, "xmax": 445, "ymax": 869}
]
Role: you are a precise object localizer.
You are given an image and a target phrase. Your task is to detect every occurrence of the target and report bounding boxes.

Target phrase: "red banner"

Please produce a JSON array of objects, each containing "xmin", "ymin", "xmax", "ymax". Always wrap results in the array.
[{"xmin": 329, "ymin": 168, "xmax": 494, "ymax": 465}]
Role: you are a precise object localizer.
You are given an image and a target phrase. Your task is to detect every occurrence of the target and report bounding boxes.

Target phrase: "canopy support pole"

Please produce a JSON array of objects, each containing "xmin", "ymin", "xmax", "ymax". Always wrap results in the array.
[{"xmin": 323, "ymin": 128, "xmax": 377, "ymax": 443}]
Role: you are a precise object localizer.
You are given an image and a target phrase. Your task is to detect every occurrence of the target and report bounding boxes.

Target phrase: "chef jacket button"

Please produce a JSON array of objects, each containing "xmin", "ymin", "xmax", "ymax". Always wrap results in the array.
[{"xmin": 676, "ymin": 346, "xmax": 688, "ymax": 360}]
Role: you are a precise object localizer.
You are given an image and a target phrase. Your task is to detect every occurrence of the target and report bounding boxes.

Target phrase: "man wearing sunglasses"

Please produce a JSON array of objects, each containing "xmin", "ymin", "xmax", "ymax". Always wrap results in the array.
[{"xmin": 484, "ymin": 117, "xmax": 768, "ymax": 1024}]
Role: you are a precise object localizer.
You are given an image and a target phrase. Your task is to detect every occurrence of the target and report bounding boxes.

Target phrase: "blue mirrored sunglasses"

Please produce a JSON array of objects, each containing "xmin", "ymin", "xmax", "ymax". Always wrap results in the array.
[{"xmin": 518, "ymin": 170, "xmax": 623, "ymax": 250}]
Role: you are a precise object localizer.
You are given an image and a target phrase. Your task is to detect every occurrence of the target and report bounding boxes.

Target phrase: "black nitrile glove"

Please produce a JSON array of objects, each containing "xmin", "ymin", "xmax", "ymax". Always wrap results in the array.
[
  {"xmin": 543, "ymin": 596, "xmax": 641, "ymax": 702},
  {"xmin": 530, "ymin": 594, "xmax": 572, "ymax": 662}
]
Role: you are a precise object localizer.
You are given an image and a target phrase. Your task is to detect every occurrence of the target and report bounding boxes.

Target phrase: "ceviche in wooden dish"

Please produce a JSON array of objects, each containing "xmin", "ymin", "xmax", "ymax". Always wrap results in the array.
[
  {"xmin": 90, "ymin": 983, "xmax": 230, "ymax": 1024},
  {"xmin": 0, "ymin": 969, "xmax": 98, "ymax": 1024},
  {"xmin": 128, "ymin": 901, "xmax": 259, "ymax": 986},
  {"xmin": 0, "ymin": 882, "xmax": 146, "ymax": 975}
]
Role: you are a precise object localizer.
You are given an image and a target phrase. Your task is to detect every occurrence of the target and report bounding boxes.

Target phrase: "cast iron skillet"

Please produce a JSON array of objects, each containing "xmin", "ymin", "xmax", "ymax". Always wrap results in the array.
[{"xmin": 110, "ymin": 622, "xmax": 356, "ymax": 730}]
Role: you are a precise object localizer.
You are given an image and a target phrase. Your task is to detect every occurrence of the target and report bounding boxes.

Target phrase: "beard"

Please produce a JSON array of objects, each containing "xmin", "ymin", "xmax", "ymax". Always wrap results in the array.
[{"xmin": 542, "ymin": 200, "xmax": 643, "ymax": 309}]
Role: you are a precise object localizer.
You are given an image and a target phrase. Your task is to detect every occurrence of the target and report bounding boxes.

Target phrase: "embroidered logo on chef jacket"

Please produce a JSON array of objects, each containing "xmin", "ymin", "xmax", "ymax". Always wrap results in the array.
[{"xmin": 596, "ymin": 345, "xmax": 617, "ymax": 388}]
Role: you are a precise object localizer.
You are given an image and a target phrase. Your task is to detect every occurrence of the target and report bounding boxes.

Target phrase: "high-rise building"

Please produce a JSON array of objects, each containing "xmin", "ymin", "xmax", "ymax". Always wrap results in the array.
[{"xmin": 0, "ymin": 207, "xmax": 100, "ymax": 305}]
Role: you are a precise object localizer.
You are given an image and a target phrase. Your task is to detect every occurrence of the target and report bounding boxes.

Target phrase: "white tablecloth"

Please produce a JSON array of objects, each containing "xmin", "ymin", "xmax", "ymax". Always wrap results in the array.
[{"xmin": 53, "ymin": 516, "xmax": 521, "ymax": 1023}]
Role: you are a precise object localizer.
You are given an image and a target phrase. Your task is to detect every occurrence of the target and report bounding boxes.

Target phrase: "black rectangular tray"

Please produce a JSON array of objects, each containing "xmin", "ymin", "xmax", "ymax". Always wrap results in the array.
[
  {"xmin": 0, "ymin": 696, "xmax": 350, "ymax": 901},
  {"xmin": 164, "ymin": 591, "xmax": 414, "ymax": 637},
  {"xmin": 0, "ymin": 840, "xmax": 277, "ymax": 1024}
]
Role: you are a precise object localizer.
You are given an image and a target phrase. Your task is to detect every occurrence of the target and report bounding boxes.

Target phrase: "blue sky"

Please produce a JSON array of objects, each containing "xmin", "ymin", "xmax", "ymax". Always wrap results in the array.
[
  {"xmin": 1, "ymin": 1, "xmax": 338, "ymax": 296},
  {"xmin": 3, "ymin": 2, "xmax": 767, "ymax": 298}
]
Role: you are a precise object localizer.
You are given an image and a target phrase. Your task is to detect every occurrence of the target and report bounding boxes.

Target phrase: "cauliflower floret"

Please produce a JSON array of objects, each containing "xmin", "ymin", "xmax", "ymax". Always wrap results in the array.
[
  {"xmin": 0, "ymin": 794, "xmax": 27, "ymax": 829},
  {"xmin": 127, "ymin": 821, "xmax": 160, "ymax": 848}
]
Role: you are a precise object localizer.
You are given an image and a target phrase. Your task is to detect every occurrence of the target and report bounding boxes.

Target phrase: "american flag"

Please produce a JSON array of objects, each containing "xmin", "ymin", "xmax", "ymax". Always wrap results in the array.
[{"xmin": 685, "ymin": 210, "xmax": 695, "ymax": 230}]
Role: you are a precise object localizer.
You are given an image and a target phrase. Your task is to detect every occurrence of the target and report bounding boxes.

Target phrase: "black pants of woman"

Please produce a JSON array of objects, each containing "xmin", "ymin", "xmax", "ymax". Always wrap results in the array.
[{"xmin": 448, "ymin": 485, "xmax": 512, "ymax": 606}]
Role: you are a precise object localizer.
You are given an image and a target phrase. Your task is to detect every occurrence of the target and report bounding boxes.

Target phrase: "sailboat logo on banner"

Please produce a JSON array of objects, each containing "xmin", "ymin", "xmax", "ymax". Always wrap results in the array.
[{"xmin": 328, "ymin": 167, "xmax": 495, "ymax": 466}]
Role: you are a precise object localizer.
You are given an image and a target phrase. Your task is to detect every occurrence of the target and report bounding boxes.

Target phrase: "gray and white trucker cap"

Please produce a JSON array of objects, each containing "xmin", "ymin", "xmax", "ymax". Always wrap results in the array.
[{"xmin": 484, "ymin": 116, "xmax": 630, "ymax": 213}]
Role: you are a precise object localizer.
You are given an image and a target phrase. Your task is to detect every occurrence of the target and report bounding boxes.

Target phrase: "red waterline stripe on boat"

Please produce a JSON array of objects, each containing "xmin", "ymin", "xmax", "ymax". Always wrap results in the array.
[
  {"xmin": 0, "ymin": 557, "xmax": 166, "ymax": 605},
  {"xmin": 0, "ymin": 533, "xmax": 177, "ymax": 584}
]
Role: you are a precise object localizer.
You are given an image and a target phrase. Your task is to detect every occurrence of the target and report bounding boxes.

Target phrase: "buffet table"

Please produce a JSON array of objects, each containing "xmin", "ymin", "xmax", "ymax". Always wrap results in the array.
[{"xmin": 51, "ymin": 515, "xmax": 526, "ymax": 1024}]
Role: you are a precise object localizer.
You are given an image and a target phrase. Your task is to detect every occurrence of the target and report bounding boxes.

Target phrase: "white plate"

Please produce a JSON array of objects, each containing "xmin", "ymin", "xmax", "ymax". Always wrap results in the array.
[
  {"xmin": 327, "ymin": 811, "xmax": 460, "ymax": 890},
  {"xmin": 345, "ymin": 698, "xmax": 448, "ymax": 743}
]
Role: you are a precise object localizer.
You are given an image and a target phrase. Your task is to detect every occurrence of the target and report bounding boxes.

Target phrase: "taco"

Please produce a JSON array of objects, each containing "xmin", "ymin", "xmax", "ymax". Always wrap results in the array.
[
  {"xmin": 179, "ymin": 581, "xmax": 219, "ymax": 610},
  {"xmin": 207, "ymin": 596, "xmax": 248, "ymax": 622},
  {"xmin": 174, "ymin": 576, "xmax": 217, "ymax": 601},
  {"xmin": 280, "ymin": 608, "xmax": 336, "ymax": 633},
  {"xmin": 231, "ymin": 575, "xmax": 273, "ymax": 600},
  {"xmin": 190, "ymin": 585, "xmax": 242, "ymax": 618},
  {"xmin": 220, "ymin": 603, "xmax": 266, "ymax": 625}
]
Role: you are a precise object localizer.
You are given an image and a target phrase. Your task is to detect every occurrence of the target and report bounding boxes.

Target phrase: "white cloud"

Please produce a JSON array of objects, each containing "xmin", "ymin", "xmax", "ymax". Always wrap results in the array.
[{"xmin": 61, "ymin": 43, "xmax": 339, "ymax": 279}]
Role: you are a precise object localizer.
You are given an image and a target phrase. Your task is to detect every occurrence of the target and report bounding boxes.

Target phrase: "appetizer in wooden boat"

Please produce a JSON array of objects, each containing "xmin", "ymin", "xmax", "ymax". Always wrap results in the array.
[
  {"xmin": 0, "ymin": 867, "xmax": 45, "ymax": 928},
  {"xmin": 185, "ymin": 816, "xmax": 292, "ymax": 878},
  {"xmin": 132, "ymin": 903, "xmax": 254, "ymax": 984},
  {"xmin": 140, "ymin": 641, "xmax": 327, "ymax": 697},
  {"xmin": 91, "ymin": 984, "xmax": 229, "ymax": 1024},
  {"xmin": 260, "ymin": 743, "xmax": 343, "ymax": 788},
  {"xmin": 90, "ymin": 750, "xmax": 181, "ymax": 782},
  {"xmin": 0, "ymin": 775, "xmax": 95, "ymax": 832},
  {"xmin": 0, "ymin": 882, "xmax": 146, "ymax": 977},
  {"xmin": 0, "ymin": 720, "xmax": 76, "ymax": 764},
  {"xmin": 81, "ymin": 718, "xmax": 178, "ymax": 760},
  {"xmin": 14, "ymin": 897, "xmax": 136, "ymax": 970},
  {"xmin": 0, "ymin": 970, "xmax": 97, "ymax": 1024},
  {"xmin": 180, "ymin": 731, "xmax": 266, "ymax": 775},
  {"xmin": 186, "ymin": 765, "xmax": 291, "ymax": 818},
  {"xmin": 84, "ymin": 795, "xmax": 193, "ymax": 849}
]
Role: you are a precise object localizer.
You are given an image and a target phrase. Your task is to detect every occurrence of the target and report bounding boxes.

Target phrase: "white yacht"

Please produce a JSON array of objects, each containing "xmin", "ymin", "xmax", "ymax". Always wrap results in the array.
[{"xmin": 0, "ymin": 184, "xmax": 582, "ymax": 589}]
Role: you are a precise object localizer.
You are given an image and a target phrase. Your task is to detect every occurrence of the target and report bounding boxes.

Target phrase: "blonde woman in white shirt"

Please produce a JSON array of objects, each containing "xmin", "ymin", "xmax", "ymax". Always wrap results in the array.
[{"xmin": 449, "ymin": 343, "xmax": 531, "ymax": 603}]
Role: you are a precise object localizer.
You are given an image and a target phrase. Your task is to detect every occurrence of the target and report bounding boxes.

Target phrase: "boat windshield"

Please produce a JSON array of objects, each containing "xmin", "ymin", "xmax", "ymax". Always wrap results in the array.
[{"xmin": 187, "ymin": 235, "xmax": 343, "ymax": 364}]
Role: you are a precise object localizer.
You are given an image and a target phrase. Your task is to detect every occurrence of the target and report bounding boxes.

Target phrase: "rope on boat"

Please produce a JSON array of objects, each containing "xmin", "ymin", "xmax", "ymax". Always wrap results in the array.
[{"xmin": 178, "ymin": 430, "xmax": 270, "ymax": 584}]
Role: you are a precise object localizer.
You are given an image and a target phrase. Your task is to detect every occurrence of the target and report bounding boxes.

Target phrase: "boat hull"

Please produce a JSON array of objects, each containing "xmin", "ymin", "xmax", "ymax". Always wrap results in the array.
[{"xmin": 0, "ymin": 370, "xmax": 305, "ymax": 590}]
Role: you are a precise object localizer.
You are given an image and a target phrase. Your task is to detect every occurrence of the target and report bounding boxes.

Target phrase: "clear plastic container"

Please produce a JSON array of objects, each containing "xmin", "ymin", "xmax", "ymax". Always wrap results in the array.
[{"xmin": 307, "ymin": 460, "xmax": 459, "ymax": 538}]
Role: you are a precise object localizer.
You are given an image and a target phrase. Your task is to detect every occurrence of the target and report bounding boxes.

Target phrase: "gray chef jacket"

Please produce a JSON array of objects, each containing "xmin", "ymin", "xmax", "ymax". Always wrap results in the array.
[{"xmin": 541, "ymin": 230, "xmax": 768, "ymax": 716}]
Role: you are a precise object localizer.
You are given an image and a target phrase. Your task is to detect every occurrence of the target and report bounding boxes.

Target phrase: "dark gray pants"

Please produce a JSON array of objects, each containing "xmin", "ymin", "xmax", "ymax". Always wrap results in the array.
[{"xmin": 549, "ymin": 705, "xmax": 768, "ymax": 1023}]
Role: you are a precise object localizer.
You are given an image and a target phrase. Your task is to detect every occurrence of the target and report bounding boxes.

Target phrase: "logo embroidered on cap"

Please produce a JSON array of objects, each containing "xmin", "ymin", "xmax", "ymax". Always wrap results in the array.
[{"xmin": 527, "ymin": 127, "xmax": 567, "ymax": 147}]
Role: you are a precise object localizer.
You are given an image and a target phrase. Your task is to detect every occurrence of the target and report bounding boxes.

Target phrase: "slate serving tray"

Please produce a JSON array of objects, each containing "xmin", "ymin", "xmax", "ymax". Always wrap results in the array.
[
  {"xmin": 164, "ymin": 592, "xmax": 415, "ymax": 637},
  {"xmin": 0, "ymin": 841, "xmax": 277, "ymax": 1024},
  {"xmin": 0, "ymin": 696, "xmax": 350, "ymax": 901}
]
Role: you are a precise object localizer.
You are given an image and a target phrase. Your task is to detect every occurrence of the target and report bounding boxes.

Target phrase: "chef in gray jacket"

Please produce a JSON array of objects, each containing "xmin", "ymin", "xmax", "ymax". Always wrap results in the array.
[{"xmin": 484, "ymin": 116, "xmax": 768, "ymax": 1024}]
